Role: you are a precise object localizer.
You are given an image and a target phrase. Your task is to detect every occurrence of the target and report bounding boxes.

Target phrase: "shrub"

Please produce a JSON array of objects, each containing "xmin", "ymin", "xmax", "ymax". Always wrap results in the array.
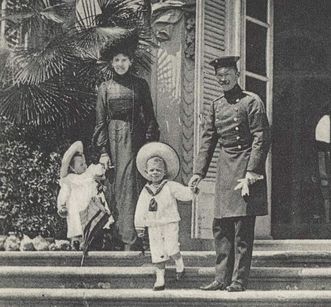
[{"xmin": 0, "ymin": 118, "xmax": 67, "ymax": 238}]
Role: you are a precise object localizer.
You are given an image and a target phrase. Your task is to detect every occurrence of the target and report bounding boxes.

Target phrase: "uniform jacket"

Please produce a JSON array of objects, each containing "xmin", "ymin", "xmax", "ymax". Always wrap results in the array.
[{"xmin": 195, "ymin": 85, "xmax": 271, "ymax": 218}]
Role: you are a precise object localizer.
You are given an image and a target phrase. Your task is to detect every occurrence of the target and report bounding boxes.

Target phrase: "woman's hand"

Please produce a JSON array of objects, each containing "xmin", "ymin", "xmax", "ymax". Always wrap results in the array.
[{"xmin": 99, "ymin": 153, "xmax": 112, "ymax": 170}]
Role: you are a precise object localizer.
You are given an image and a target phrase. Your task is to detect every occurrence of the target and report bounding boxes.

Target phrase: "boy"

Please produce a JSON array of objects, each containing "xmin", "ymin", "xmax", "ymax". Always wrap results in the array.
[{"xmin": 135, "ymin": 142, "xmax": 198, "ymax": 291}]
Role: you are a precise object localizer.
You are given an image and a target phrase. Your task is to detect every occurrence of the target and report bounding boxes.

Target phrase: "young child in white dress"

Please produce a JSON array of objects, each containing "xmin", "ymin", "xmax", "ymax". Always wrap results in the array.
[
  {"xmin": 57, "ymin": 141, "xmax": 113, "ymax": 250},
  {"xmin": 135, "ymin": 142, "xmax": 198, "ymax": 291}
]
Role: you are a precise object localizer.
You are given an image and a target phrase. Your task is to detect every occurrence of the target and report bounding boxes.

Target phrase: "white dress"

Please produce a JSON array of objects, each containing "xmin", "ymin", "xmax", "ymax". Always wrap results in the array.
[{"xmin": 57, "ymin": 164, "xmax": 105, "ymax": 239}]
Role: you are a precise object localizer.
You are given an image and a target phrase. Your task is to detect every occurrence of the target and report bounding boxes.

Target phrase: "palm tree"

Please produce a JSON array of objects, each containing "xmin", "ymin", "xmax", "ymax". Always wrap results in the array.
[{"xmin": 0, "ymin": 0, "xmax": 153, "ymax": 128}]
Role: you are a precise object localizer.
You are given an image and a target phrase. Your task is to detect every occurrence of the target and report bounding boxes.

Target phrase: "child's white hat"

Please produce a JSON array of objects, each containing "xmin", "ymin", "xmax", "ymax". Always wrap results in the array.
[
  {"xmin": 136, "ymin": 142, "xmax": 180, "ymax": 180},
  {"xmin": 60, "ymin": 141, "xmax": 84, "ymax": 178}
]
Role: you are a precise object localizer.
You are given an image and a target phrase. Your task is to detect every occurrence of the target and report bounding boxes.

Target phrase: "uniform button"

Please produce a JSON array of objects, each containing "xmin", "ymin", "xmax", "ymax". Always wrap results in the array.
[
  {"xmin": 235, "ymin": 127, "xmax": 239, "ymax": 131},
  {"xmin": 237, "ymin": 145, "xmax": 242, "ymax": 149},
  {"xmin": 234, "ymin": 117, "xmax": 238, "ymax": 122},
  {"xmin": 236, "ymin": 136, "xmax": 240, "ymax": 140},
  {"xmin": 236, "ymin": 99, "xmax": 240, "ymax": 103}
]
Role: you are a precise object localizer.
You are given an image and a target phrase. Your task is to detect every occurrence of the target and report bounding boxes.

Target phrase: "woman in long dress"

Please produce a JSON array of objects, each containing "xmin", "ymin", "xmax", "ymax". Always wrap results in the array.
[{"xmin": 93, "ymin": 46, "xmax": 159, "ymax": 250}]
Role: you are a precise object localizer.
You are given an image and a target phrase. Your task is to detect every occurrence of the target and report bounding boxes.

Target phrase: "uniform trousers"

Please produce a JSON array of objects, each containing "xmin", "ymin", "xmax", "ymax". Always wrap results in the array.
[{"xmin": 213, "ymin": 216, "xmax": 256, "ymax": 287}]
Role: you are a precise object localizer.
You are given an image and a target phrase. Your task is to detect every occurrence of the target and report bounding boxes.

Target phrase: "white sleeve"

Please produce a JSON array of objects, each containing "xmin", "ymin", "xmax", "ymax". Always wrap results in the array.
[
  {"xmin": 85, "ymin": 163, "xmax": 106, "ymax": 178},
  {"xmin": 168, "ymin": 181, "xmax": 193, "ymax": 202},
  {"xmin": 57, "ymin": 179, "xmax": 70, "ymax": 209},
  {"xmin": 134, "ymin": 190, "xmax": 149, "ymax": 229}
]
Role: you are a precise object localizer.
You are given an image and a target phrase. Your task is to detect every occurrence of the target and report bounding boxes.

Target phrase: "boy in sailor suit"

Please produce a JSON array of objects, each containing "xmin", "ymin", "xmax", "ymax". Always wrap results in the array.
[{"xmin": 135, "ymin": 142, "xmax": 197, "ymax": 291}]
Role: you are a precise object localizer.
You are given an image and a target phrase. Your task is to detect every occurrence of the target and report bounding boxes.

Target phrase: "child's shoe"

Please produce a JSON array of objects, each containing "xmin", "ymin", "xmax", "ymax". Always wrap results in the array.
[
  {"xmin": 176, "ymin": 269, "xmax": 185, "ymax": 281},
  {"xmin": 153, "ymin": 268, "xmax": 165, "ymax": 291},
  {"xmin": 153, "ymin": 284, "xmax": 165, "ymax": 291},
  {"xmin": 72, "ymin": 240, "xmax": 80, "ymax": 251},
  {"xmin": 175, "ymin": 256, "xmax": 185, "ymax": 280}
]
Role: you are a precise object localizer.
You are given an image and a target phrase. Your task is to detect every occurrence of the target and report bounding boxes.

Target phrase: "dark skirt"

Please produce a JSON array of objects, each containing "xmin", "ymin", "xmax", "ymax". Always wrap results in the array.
[{"xmin": 106, "ymin": 119, "xmax": 145, "ymax": 245}]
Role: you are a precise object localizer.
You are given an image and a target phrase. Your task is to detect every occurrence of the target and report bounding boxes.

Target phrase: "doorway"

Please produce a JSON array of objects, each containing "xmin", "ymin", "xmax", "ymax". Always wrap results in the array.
[{"xmin": 272, "ymin": 0, "xmax": 331, "ymax": 238}]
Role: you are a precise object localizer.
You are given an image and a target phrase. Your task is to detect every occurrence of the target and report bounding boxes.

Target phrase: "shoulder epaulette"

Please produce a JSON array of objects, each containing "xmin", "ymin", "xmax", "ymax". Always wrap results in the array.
[{"xmin": 242, "ymin": 91, "xmax": 261, "ymax": 101}]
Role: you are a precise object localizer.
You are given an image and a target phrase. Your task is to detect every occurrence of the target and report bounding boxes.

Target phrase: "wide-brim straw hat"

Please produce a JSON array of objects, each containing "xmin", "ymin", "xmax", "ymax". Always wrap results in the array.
[
  {"xmin": 60, "ymin": 141, "xmax": 84, "ymax": 178},
  {"xmin": 136, "ymin": 142, "xmax": 180, "ymax": 180}
]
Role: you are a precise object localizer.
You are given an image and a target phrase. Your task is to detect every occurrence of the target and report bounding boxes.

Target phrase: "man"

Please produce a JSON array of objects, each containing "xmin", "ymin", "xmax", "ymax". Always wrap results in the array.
[{"xmin": 188, "ymin": 56, "xmax": 270, "ymax": 292}]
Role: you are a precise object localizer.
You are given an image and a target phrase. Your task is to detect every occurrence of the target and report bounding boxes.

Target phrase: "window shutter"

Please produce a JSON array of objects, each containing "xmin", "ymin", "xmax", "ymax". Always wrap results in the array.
[
  {"xmin": 197, "ymin": 0, "xmax": 227, "ymax": 181},
  {"xmin": 192, "ymin": 0, "xmax": 228, "ymax": 239}
]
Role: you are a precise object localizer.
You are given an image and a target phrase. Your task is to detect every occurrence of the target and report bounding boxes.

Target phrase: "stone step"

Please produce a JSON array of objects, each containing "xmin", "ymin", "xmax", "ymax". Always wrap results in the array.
[
  {"xmin": 254, "ymin": 239, "xmax": 331, "ymax": 251},
  {"xmin": 2, "ymin": 266, "xmax": 331, "ymax": 290},
  {"xmin": 1, "ymin": 289, "xmax": 331, "ymax": 307},
  {"xmin": 0, "ymin": 250, "xmax": 331, "ymax": 267}
]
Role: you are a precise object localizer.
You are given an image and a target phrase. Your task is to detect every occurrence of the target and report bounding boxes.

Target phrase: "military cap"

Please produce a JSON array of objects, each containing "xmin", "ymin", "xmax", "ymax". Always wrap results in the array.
[{"xmin": 209, "ymin": 56, "xmax": 240, "ymax": 69}]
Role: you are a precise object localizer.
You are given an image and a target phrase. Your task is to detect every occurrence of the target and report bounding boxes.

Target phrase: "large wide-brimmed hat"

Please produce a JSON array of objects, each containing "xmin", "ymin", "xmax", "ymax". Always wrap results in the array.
[
  {"xmin": 60, "ymin": 141, "xmax": 84, "ymax": 178},
  {"xmin": 99, "ymin": 33, "xmax": 139, "ymax": 61},
  {"xmin": 136, "ymin": 142, "xmax": 179, "ymax": 180}
]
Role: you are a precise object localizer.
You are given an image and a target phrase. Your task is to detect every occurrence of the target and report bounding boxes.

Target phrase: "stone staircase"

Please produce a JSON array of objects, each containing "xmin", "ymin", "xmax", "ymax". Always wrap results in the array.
[{"xmin": 1, "ymin": 240, "xmax": 331, "ymax": 306}]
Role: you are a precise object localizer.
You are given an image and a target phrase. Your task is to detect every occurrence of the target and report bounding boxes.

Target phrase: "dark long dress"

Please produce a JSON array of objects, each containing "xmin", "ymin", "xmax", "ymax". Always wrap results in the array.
[{"xmin": 93, "ymin": 72, "xmax": 159, "ymax": 246}]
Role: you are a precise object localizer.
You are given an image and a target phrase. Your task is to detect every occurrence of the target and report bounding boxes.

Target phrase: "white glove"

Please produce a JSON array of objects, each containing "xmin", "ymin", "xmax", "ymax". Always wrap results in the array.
[
  {"xmin": 245, "ymin": 171, "xmax": 264, "ymax": 185},
  {"xmin": 234, "ymin": 178, "xmax": 250, "ymax": 196},
  {"xmin": 234, "ymin": 172, "xmax": 264, "ymax": 196}
]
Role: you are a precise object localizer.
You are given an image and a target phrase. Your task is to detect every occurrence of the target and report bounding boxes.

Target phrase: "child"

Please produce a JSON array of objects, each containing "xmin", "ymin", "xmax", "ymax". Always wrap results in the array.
[
  {"xmin": 57, "ymin": 141, "xmax": 113, "ymax": 250},
  {"xmin": 135, "ymin": 142, "xmax": 198, "ymax": 291}
]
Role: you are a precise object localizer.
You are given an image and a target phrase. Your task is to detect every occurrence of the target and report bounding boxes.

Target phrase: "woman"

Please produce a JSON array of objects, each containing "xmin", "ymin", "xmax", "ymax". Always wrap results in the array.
[{"xmin": 93, "ymin": 46, "xmax": 159, "ymax": 251}]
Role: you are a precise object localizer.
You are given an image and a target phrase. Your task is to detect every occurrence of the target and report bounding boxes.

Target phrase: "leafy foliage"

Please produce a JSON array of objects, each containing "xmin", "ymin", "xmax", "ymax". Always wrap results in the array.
[
  {"xmin": 0, "ymin": 0, "xmax": 153, "ymax": 238},
  {"xmin": 0, "ymin": 0, "xmax": 154, "ymax": 127},
  {"xmin": 0, "ymin": 118, "xmax": 68, "ymax": 238}
]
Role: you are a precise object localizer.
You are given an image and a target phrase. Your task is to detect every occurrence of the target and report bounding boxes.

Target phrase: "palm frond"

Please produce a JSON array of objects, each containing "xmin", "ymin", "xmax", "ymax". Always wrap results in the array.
[
  {"xmin": 0, "ymin": 1, "xmax": 74, "ymax": 44},
  {"xmin": 96, "ymin": 0, "xmax": 145, "ymax": 28},
  {"xmin": 76, "ymin": 0, "xmax": 101, "ymax": 29},
  {"xmin": 0, "ymin": 80, "xmax": 94, "ymax": 127},
  {"xmin": 10, "ymin": 39, "xmax": 74, "ymax": 85},
  {"xmin": 68, "ymin": 25, "xmax": 133, "ymax": 58},
  {"xmin": 74, "ymin": 57, "xmax": 114, "ymax": 87},
  {"xmin": 0, "ymin": 2, "xmax": 68, "ymax": 29},
  {"xmin": 0, "ymin": 0, "xmax": 155, "ymax": 128},
  {"xmin": 0, "ymin": 46, "xmax": 14, "ymax": 86}
]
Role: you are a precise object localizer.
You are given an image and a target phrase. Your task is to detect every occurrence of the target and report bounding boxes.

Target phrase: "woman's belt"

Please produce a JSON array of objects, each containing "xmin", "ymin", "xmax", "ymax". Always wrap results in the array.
[{"xmin": 111, "ymin": 111, "xmax": 132, "ymax": 121}]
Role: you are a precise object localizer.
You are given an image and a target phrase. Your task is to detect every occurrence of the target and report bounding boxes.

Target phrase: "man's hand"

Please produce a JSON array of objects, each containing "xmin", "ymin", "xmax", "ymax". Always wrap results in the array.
[
  {"xmin": 234, "ymin": 179, "xmax": 250, "ymax": 196},
  {"xmin": 245, "ymin": 171, "xmax": 264, "ymax": 185},
  {"xmin": 235, "ymin": 172, "xmax": 264, "ymax": 197},
  {"xmin": 99, "ymin": 153, "xmax": 113, "ymax": 170},
  {"xmin": 190, "ymin": 186, "xmax": 200, "ymax": 194},
  {"xmin": 188, "ymin": 174, "xmax": 202, "ymax": 191}
]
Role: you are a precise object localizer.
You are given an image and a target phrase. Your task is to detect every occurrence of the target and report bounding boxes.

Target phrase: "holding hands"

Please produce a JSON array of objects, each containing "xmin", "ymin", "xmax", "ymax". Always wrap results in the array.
[
  {"xmin": 99, "ymin": 153, "xmax": 114, "ymax": 170},
  {"xmin": 188, "ymin": 174, "xmax": 203, "ymax": 194},
  {"xmin": 58, "ymin": 206, "xmax": 68, "ymax": 218}
]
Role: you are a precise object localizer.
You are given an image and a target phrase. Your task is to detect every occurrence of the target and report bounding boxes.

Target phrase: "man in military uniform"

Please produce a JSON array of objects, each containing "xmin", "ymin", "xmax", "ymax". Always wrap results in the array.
[{"xmin": 188, "ymin": 56, "xmax": 270, "ymax": 292}]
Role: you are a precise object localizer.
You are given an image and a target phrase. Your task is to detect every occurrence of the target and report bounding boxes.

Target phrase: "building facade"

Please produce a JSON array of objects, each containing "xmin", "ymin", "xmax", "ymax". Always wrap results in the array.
[
  {"xmin": 1, "ymin": 0, "xmax": 329, "ymax": 249},
  {"xmin": 150, "ymin": 0, "xmax": 331, "ymax": 250}
]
